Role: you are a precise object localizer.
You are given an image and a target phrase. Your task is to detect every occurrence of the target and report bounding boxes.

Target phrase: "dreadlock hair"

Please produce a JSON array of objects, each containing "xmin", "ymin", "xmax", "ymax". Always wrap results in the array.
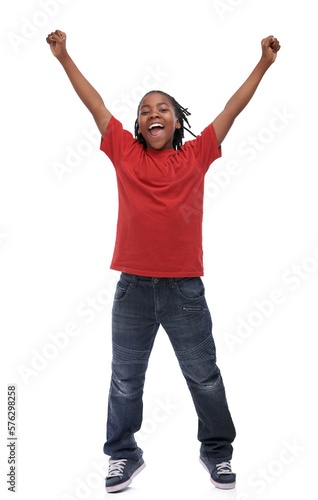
[{"xmin": 134, "ymin": 90, "xmax": 197, "ymax": 151}]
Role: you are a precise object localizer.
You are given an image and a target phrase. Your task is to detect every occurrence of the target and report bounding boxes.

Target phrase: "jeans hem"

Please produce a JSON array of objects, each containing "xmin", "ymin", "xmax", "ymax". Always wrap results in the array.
[{"xmin": 200, "ymin": 453, "xmax": 233, "ymax": 465}]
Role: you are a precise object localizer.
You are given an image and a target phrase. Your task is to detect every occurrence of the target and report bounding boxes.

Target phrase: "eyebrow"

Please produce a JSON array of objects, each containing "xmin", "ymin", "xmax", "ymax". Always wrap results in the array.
[{"xmin": 140, "ymin": 102, "xmax": 170, "ymax": 109}]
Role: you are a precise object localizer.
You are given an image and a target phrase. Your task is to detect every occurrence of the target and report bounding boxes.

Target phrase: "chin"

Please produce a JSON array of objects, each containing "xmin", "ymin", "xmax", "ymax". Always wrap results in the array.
[
  {"xmin": 148, "ymin": 136, "xmax": 173, "ymax": 150},
  {"xmin": 149, "ymin": 143, "xmax": 171, "ymax": 151}
]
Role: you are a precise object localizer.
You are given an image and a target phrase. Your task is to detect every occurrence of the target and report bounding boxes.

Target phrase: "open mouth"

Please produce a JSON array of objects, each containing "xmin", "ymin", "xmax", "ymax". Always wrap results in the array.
[{"xmin": 148, "ymin": 122, "xmax": 164, "ymax": 137}]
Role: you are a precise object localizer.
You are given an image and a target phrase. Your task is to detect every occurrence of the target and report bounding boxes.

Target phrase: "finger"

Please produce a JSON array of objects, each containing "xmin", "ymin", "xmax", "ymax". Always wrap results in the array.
[
  {"xmin": 261, "ymin": 36, "xmax": 273, "ymax": 48},
  {"xmin": 271, "ymin": 39, "xmax": 280, "ymax": 53},
  {"xmin": 54, "ymin": 30, "xmax": 66, "ymax": 41},
  {"xmin": 55, "ymin": 29, "xmax": 66, "ymax": 38},
  {"xmin": 48, "ymin": 33, "xmax": 63, "ymax": 44},
  {"xmin": 46, "ymin": 35, "xmax": 56, "ymax": 45},
  {"xmin": 47, "ymin": 30, "xmax": 62, "ymax": 42}
]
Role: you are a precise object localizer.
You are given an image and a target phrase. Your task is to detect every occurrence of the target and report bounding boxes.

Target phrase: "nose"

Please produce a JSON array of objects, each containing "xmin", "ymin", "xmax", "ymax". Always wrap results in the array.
[{"xmin": 149, "ymin": 108, "xmax": 160, "ymax": 119}]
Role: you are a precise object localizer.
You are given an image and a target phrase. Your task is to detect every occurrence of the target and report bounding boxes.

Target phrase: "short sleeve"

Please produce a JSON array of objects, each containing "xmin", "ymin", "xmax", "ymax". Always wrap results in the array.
[
  {"xmin": 100, "ymin": 116, "xmax": 135, "ymax": 167},
  {"xmin": 185, "ymin": 122, "xmax": 222, "ymax": 173}
]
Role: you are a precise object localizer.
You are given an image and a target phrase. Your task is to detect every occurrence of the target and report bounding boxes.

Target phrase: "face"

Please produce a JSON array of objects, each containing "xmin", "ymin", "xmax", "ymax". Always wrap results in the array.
[{"xmin": 137, "ymin": 92, "xmax": 181, "ymax": 150}]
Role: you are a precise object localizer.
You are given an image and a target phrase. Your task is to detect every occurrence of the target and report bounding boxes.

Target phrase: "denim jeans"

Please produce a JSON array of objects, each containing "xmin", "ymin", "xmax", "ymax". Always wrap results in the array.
[{"xmin": 104, "ymin": 273, "xmax": 236, "ymax": 464}]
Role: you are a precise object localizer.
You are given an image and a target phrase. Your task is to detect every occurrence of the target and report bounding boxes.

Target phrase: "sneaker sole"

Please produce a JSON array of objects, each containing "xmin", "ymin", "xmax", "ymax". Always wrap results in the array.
[
  {"xmin": 199, "ymin": 457, "xmax": 236, "ymax": 490},
  {"xmin": 106, "ymin": 461, "xmax": 146, "ymax": 493}
]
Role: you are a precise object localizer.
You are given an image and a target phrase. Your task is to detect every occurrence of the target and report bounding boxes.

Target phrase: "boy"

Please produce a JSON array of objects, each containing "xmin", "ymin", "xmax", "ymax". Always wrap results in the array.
[{"xmin": 46, "ymin": 30, "xmax": 280, "ymax": 492}]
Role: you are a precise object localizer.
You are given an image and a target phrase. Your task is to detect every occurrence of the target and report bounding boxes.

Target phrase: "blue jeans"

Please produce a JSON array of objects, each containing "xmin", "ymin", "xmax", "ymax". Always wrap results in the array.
[{"xmin": 104, "ymin": 273, "xmax": 236, "ymax": 464}]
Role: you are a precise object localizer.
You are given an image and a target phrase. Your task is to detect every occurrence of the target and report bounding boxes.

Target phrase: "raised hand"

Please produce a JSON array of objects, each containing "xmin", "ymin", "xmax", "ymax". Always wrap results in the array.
[
  {"xmin": 212, "ymin": 35, "xmax": 282, "ymax": 146},
  {"xmin": 261, "ymin": 36, "xmax": 281, "ymax": 66},
  {"xmin": 45, "ymin": 29, "xmax": 112, "ymax": 137},
  {"xmin": 46, "ymin": 30, "xmax": 68, "ymax": 61}
]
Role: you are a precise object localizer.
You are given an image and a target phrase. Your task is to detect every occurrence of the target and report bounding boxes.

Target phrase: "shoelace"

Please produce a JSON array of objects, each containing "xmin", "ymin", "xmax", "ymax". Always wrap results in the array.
[
  {"xmin": 216, "ymin": 461, "xmax": 233, "ymax": 475},
  {"xmin": 106, "ymin": 458, "xmax": 128, "ymax": 478}
]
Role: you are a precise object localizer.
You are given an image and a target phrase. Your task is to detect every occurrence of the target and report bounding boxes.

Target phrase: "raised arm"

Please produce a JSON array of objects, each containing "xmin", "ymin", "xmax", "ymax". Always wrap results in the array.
[
  {"xmin": 212, "ymin": 35, "xmax": 281, "ymax": 147},
  {"xmin": 46, "ymin": 30, "xmax": 112, "ymax": 137}
]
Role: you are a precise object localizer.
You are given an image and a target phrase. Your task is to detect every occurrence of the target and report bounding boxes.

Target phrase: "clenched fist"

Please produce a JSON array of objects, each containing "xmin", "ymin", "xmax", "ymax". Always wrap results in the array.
[
  {"xmin": 261, "ymin": 36, "xmax": 281, "ymax": 65},
  {"xmin": 46, "ymin": 30, "xmax": 67, "ymax": 61}
]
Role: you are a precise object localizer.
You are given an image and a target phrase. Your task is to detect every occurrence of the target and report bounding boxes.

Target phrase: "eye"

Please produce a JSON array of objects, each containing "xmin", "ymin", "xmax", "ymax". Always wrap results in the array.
[
  {"xmin": 141, "ymin": 111, "xmax": 149, "ymax": 115},
  {"xmin": 159, "ymin": 108, "xmax": 168, "ymax": 112}
]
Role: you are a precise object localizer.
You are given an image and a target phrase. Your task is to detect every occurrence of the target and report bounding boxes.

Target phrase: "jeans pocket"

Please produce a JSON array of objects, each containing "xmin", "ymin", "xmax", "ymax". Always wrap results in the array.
[
  {"xmin": 114, "ymin": 279, "xmax": 130, "ymax": 302},
  {"xmin": 182, "ymin": 305, "xmax": 204, "ymax": 312},
  {"xmin": 175, "ymin": 277, "xmax": 205, "ymax": 300}
]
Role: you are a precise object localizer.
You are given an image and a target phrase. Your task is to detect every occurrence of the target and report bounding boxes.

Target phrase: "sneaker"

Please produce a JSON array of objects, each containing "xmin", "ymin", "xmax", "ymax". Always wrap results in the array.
[
  {"xmin": 199, "ymin": 457, "xmax": 236, "ymax": 490},
  {"xmin": 105, "ymin": 457, "xmax": 146, "ymax": 493}
]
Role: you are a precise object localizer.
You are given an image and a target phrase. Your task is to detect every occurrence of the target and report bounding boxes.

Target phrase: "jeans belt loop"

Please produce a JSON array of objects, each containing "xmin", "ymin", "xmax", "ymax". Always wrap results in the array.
[
  {"xmin": 130, "ymin": 275, "xmax": 138, "ymax": 288},
  {"xmin": 168, "ymin": 278, "xmax": 176, "ymax": 288}
]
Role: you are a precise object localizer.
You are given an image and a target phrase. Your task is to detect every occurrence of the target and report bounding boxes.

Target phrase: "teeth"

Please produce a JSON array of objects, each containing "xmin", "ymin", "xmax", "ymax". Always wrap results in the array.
[{"xmin": 149, "ymin": 123, "xmax": 164, "ymax": 130}]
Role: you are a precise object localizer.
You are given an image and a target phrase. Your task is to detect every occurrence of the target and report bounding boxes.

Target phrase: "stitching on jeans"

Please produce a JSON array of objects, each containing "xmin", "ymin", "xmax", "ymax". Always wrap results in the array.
[
  {"xmin": 112, "ymin": 342, "xmax": 150, "ymax": 363},
  {"xmin": 174, "ymin": 335, "xmax": 215, "ymax": 362}
]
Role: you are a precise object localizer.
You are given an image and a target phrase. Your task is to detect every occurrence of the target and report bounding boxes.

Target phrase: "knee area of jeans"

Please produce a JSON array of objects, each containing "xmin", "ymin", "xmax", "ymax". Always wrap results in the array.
[
  {"xmin": 111, "ymin": 376, "xmax": 144, "ymax": 397},
  {"xmin": 111, "ymin": 361, "xmax": 146, "ymax": 397},
  {"xmin": 186, "ymin": 369, "xmax": 222, "ymax": 390}
]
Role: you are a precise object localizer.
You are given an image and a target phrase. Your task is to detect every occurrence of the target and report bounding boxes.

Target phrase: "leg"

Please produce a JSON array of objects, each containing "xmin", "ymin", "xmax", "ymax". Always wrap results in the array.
[
  {"xmin": 161, "ymin": 278, "xmax": 236, "ymax": 463},
  {"xmin": 104, "ymin": 273, "xmax": 159, "ymax": 461}
]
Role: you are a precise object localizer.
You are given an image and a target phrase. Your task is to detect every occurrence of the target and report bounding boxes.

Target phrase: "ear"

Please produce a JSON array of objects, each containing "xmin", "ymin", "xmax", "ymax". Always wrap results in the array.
[{"xmin": 175, "ymin": 120, "xmax": 181, "ymax": 130}]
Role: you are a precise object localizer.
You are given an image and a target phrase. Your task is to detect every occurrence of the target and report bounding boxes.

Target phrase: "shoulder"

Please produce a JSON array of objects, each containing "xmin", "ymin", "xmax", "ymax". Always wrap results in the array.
[
  {"xmin": 180, "ymin": 122, "xmax": 221, "ymax": 171},
  {"xmin": 102, "ymin": 115, "xmax": 130, "ymax": 138},
  {"xmin": 100, "ymin": 116, "xmax": 143, "ymax": 164},
  {"xmin": 101, "ymin": 116, "xmax": 136, "ymax": 149}
]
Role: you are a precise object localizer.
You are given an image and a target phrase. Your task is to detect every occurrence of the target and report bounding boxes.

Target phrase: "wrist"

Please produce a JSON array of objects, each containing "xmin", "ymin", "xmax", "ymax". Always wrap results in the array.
[
  {"xmin": 258, "ymin": 56, "xmax": 274, "ymax": 71},
  {"xmin": 57, "ymin": 51, "xmax": 70, "ymax": 65}
]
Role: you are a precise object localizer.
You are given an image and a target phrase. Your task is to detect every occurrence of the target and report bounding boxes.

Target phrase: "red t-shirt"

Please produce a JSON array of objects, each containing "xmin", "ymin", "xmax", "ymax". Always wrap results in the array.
[{"xmin": 100, "ymin": 115, "xmax": 221, "ymax": 277}]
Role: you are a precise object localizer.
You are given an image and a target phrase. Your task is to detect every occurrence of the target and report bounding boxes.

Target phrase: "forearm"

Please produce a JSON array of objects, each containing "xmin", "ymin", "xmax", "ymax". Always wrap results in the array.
[
  {"xmin": 224, "ymin": 59, "xmax": 272, "ymax": 118},
  {"xmin": 58, "ymin": 53, "xmax": 105, "ymax": 113},
  {"xmin": 212, "ymin": 35, "xmax": 280, "ymax": 146}
]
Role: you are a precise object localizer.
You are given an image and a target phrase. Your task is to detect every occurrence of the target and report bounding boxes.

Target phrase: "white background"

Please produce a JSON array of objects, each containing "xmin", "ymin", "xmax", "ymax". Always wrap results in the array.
[{"xmin": 1, "ymin": 1, "xmax": 317, "ymax": 499}]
